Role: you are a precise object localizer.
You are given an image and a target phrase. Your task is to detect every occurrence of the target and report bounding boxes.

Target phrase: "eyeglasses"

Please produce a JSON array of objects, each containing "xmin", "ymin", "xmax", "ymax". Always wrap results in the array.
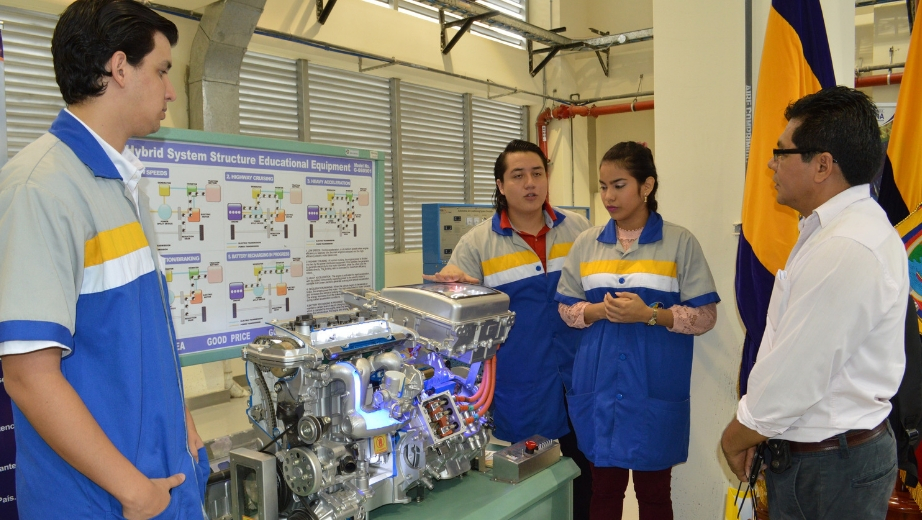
[{"xmin": 772, "ymin": 148, "xmax": 837, "ymax": 163}]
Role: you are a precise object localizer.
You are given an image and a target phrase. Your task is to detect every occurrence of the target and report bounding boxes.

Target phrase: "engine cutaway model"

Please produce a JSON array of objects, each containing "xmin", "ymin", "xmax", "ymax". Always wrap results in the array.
[{"xmin": 229, "ymin": 283, "xmax": 515, "ymax": 520}]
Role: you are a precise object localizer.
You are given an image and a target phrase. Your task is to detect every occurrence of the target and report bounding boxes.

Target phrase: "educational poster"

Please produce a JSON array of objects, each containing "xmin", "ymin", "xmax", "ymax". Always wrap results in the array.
[{"xmin": 130, "ymin": 138, "xmax": 376, "ymax": 359}]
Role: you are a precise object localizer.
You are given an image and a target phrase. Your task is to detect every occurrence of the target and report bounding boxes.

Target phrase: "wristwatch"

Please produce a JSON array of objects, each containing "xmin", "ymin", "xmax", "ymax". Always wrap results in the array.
[{"xmin": 647, "ymin": 306, "xmax": 658, "ymax": 326}]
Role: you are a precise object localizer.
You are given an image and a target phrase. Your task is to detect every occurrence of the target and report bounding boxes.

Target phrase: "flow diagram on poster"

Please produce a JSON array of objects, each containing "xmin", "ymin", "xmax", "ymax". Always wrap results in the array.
[{"xmin": 130, "ymin": 138, "xmax": 377, "ymax": 357}]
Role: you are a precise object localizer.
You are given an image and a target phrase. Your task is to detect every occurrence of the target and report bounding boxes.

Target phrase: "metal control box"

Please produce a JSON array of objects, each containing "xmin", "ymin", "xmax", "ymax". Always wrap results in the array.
[
  {"xmin": 491, "ymin": 435, "xmax": 561, "ymax": 484},
  {"xmin": 422, "ymin": 203, "xmax": 590, "ymax": 275}
]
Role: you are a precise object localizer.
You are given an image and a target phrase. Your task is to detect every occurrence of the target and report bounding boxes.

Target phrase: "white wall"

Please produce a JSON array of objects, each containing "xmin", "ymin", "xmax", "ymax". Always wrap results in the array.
[
  {"xmin": 577, "ymin": 0, "xmax": 654, "ymax": 100},
  {"xmin": 653, "ymin": 1, "xmax": 746, "ymax": 518},
  {"xmin": 857, "ymin": 3, "xmax": 909, "ymax": 103},
  {"xmin": 823, "ymin": 0, "xmax": 857, "ymax": 86},
  {"xmin": 593, "ymin": 110, "xmax": 655, "ymax": 225},
  {"xmin": 554, "ymin": 0, "xmax": 656, "ymax": 226}
]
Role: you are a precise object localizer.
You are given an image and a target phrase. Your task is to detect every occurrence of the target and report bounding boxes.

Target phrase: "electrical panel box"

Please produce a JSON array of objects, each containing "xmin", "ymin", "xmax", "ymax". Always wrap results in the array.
[
  {"xmin": 421, "ymin": 203, "xmax": 590, "ymax": 275},
  {"xmin": 491, "ymin": 435, "xmax": 561, "ymax": 484}
]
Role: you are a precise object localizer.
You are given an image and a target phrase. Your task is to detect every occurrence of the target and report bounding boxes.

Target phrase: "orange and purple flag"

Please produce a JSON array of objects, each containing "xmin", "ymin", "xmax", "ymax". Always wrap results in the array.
[{"xmin": 736, "ymin": 0, "xmax": 835, "ymax": 395}]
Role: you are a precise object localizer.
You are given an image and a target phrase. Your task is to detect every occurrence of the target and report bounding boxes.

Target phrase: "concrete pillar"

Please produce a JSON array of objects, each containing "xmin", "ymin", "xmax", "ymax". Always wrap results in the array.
[
  {"xmin": 652, "ymin": 2, "xmax": 746, "ymax": 518},
  {"xmin": 821, "ymin": 0, "xmax": 857, "ymax": 86}
]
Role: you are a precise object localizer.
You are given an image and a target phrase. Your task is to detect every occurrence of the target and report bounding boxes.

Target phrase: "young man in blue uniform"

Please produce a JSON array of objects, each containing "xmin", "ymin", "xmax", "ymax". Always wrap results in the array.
[
  {"xmin": 425, "ymin": 139, "xmax": 593, "ymax": 518},
  {"xmin": 0, "ymin": 1, "xmax": 209, "ymax": 518}
]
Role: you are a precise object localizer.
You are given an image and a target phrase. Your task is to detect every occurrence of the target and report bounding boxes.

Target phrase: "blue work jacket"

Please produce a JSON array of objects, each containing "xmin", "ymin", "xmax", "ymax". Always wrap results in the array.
[
  {"xmin": 556, "ymin": 213, "xmax": 719, "ymax": 470},
  {"xmin": 448, "ymin": 206, "xmax": 590, "ymax": 442}
]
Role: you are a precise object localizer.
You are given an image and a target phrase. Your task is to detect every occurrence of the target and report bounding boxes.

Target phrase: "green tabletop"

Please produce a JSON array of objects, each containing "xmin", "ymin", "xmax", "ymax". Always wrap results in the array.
[{"xmin": 371, "ymin": 458, "xmax": 580, "ymax": 520}]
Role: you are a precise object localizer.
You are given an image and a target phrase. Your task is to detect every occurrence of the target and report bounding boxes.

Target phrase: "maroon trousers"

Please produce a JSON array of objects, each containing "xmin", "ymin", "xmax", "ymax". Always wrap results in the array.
[{"xmin": 589, "ymin": 464, "xmax": 673, "ymax": 520}]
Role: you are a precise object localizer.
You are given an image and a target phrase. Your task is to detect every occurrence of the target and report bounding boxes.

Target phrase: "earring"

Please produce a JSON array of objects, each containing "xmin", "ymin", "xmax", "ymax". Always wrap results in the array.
[{"xmin": 643, "ymin": 193, "xmax": 648, "ymax": 204}]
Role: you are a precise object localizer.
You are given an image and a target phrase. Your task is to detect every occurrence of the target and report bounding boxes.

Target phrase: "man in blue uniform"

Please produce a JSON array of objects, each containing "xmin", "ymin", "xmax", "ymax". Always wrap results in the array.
[
  {"xmin": 426, "ymin": 139, "xmax": 592, "ymax": 518},
  {"xmin": 0, "ymin": 1, "xmax": 208, "ymax": 518}
]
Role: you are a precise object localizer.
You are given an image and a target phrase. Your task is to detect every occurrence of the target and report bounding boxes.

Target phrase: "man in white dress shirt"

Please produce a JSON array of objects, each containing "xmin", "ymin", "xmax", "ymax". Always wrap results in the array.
[{"xmin": 721, "ymin": 86, "xmax": 909, "ymax": 519}]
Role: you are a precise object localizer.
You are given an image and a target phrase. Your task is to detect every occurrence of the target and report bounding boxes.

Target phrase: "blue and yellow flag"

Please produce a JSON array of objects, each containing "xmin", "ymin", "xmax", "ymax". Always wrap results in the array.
[
  {"xmin": 883, "ymin": 17, "xmax": 922, "ymax": 329},
  {"xmin": 736, "ymin": 0, "xmax": 835, "ymax": 396}
]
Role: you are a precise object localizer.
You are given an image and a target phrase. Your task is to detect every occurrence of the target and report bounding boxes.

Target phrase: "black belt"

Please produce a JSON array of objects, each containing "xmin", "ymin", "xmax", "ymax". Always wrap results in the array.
[{"xmin": 787, "ymin": 421, "xmax": 888, "ymax": 454}]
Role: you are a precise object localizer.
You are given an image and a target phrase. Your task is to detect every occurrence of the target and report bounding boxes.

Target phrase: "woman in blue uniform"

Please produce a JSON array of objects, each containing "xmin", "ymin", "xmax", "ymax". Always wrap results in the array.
[
  {"xmin": 425, "ymin": 139, "xmax": 593, "ymax": 519},
  {"xmin": 556, "ymin": 141, "xmax": 719, "ymax": 520}
]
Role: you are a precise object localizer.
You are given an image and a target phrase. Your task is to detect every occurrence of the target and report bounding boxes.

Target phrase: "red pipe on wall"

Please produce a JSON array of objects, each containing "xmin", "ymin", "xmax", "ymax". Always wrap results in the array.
[
  {"xmin": 536, "ymin": 99, "xmax": 656, "ymax": 157},
  {"xmin": 855, "ymin": 72, "xmax": 903, "ymax": 88},
  {"xmin": 535, "ymin": 73, "xmax": 899, "ymax": 157}
]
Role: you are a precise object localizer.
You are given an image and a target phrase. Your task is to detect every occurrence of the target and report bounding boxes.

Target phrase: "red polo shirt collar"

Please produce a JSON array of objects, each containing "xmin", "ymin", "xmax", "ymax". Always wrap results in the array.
[
  {"xmin": 499, "ymin": 199, "xmax": 557, "ymax": 230},
  {"xmin": 499, "ymin": 200, "xmax": 556, "ymax": 270}
]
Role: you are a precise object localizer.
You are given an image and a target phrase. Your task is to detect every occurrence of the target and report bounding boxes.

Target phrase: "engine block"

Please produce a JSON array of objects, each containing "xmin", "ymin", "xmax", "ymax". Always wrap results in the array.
[{"xmin": 231, "ymin": 283, "xmax": 514, "ymax": 520}]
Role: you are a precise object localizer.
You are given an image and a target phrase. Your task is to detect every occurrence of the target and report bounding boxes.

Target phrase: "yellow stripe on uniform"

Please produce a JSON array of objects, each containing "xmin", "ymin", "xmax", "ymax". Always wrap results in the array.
[
  {"xmin": 482, "ymin": 250, "xmax": 539, "ymax": 277},
  {"xmin": 548, "ymin": 242, "xmax": 573, "ymax": 260},
  {"xmin": 84, "ymin": 222, "xmax": 149, "ymax": 268},
  {"xmin": 580, "ymin": 259, "xmax": 677, "ymax": 278}
]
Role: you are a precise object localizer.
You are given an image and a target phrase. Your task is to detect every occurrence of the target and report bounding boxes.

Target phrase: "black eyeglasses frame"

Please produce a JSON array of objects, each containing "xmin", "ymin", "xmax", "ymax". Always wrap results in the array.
[{"xmin": 771, "ymin": 148, "xmax": 837, "ymax": 163}]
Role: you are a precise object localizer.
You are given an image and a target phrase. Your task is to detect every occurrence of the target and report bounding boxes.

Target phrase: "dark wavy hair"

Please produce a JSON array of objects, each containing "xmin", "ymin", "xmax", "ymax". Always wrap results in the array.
[
  {"xmin": 784, "ymin": 86, "xmax": 882, "ymax": 186},
  {"xmin": 600, "ymin": 141, "xmax": 659, "ymax": 213},
  {"xmin": 492, "ymin": 139, "xmax": 549, "ymax": 213},
  {"xmin": 52, "ymin": 0, "xmax": 178, "ymax": 105}
]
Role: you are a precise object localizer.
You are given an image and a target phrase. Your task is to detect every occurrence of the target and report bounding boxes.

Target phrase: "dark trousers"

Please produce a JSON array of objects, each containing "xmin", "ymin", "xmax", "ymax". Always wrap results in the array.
[
  {"xmin": 559, "ymin": 422, "xmax": 593, "ymax": 520},
  {"xmin": 588, "ymin": 464, "xmax": 673, "ymax": 520},
  {"xmin": 765, "ymin": 423, "xmax": 897, "ymax": 520}
]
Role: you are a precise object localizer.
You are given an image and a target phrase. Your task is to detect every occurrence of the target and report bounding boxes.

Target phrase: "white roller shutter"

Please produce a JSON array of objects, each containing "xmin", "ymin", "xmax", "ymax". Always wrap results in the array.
[
  {"xmin": 399, "ymin": 82, "xmax": 465, "ymax": 250},
  {"xmin": 239, "ymin": 51, "xmax": 299, "ymax": 140},
  {"xmin": 305, "ymin": 64, "xmax": 394, "ymax": 250},
  {"xmin": 0, "ymin": 6, "xmax": 63, "ymax": 158},
  {"xmin": 471, "ymin": 97, "xmax": 525, "ymax": 205}
]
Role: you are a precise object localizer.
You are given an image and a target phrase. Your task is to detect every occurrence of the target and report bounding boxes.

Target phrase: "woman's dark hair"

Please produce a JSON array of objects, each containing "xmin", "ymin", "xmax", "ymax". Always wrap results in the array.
[
  {"xmin": 600, "ymin": 141, "xmax": 658, "ymax": 213},
  {"xmin": 52, "ymin": 0, "xmax": 179, "ymax": 105},
  {"xmin": 492, "ymin": 139, "xmax": 549, "ymax": 213}
]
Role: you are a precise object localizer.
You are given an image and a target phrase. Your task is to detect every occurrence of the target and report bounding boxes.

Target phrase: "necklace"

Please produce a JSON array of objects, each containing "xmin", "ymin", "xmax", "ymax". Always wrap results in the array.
[{"xmin": 617, "ymin": 224, "xmax": 643, "ymax": 232}]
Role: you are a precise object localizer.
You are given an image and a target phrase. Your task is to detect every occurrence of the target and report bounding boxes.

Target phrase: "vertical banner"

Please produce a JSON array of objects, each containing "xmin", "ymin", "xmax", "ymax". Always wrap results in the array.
[{"xmin": 0, "ymin": 20, "xmax": 19, "ymax": 519}]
